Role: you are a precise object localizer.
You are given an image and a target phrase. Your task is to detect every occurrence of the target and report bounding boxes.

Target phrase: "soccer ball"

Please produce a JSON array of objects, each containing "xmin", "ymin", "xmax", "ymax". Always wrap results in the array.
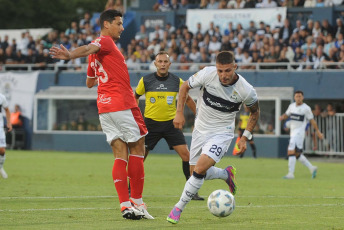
[{"xmin": 207, "ymin": 189, "xmax": 235, "ymax": 217}]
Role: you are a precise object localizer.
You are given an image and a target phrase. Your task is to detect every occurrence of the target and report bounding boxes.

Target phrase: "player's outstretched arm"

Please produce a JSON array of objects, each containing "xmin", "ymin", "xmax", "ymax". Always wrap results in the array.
[
  {"xmin": 50, "ymin": 44, "xmax": 100, "ymax": 60},
  {"xmin": 174, "ymin": 81, "xmax": 190, "ymax": 130},
  {"xmin": 237, "ymin": 101, "xmax": 260, "ymax": 154}
]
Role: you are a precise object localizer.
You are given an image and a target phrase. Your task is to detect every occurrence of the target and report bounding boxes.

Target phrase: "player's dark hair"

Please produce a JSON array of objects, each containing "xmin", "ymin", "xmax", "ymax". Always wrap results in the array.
[
  {"xmin": 294, "ymin": 90, "xmax": 304, "ymax": 95},
  {"xmin": 100, "ymin": 10, "xmax": 122, "ymax": 30},
  {"xmin": 216, "ymin": 51, "xmax": 235, "ymax": 65},
  {"xmin": 155, "ymin": 50, "xmax": 169, "ymax": 59}
]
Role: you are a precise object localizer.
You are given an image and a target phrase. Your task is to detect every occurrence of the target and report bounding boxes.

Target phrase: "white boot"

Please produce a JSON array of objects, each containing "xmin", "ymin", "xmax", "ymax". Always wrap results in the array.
[{"xmin": 0, "ymin": 167, "xmax": 8, "ymax": 179}]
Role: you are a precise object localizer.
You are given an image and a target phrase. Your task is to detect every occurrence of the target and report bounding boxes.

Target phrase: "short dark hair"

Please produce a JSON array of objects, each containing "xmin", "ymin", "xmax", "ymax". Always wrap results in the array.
[
  {"xmin": 294, "ymin": 90, "xmax": 304, "ymax": 95},
  {"xmin": 155, "ymin": 50, "xmax": 169, "ymax": 59},
  {"xmin": 100, "ymin": 10, "xmax": 122, "ymax": 30},
  {"xmin": 216, "ymin": 51, "xmax": 235, "ymax": 65}
]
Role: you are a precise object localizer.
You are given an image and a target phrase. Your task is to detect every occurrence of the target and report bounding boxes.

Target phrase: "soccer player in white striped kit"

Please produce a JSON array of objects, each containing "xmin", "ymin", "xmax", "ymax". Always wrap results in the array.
[
  {"xmin": 280, "ymin": 90, "xmax": 323, "ymax": 179},
  {"xmin": 0, "ymin": 93, "xmax": 12, "ymax": 179},
  {"xmin": 167, "ymin": 51, "xmax": 260, "ymax": 224}
]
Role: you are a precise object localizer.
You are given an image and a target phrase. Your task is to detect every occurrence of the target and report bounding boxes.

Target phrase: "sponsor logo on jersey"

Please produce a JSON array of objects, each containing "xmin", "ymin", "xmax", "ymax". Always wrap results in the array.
[
  {"xmin": 290, "ymin": 113, "xmax": 305, "ymax": 121},
  {"xmin": 92, "ymin": 38, "xmax": 101, "ymax": 47},
  {"xmin": 167, "ymin": 96, "xmax": 174, "ymax": 105},
  {"xmin": 230, "ymin": 91, "xmax": 238, "ymax": 100},
  {"xmin": 98, "ymin": 94, "xmax": 112, "ymax": 104},
  {"xmin": 203, "ymin": 88, "xmax": 241, "ymax": 112},
  {"xmin": 156, "ymin": 84, "xmax": 167, "ymax": 90},
  {"xmin": 150, "ymin": 97, "xmax": 156, "ymax": 103}
]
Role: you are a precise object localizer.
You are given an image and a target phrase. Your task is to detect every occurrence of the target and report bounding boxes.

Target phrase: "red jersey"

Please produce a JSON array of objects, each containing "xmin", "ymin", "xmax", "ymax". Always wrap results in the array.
[{"xmin": 87, "ymin": 35, "xmax": 137, "ymax": 114}]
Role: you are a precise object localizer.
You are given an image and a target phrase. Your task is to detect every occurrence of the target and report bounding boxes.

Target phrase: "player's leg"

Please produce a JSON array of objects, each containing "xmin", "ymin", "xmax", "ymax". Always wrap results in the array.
[
  {"xmin": 128, "ymin": 137, "xmax": 154, "ymax": 219},
  {"xmin": 173, "ymin": 144, "xmax": 204, "ymax": 200},
  {"xmin": 0, "ymin": 148, "xmax": 7, "ymax": 179},
  {"xmin": 100, "ymin": 110, "xmax": 145, "ymax": 220},
  {"xmin": 167, "ymin": 154, "xmax": 214, "ymax": 224},
  {"xmin": 295, "ymin": 138, "xmax": 317, "ymax": 178},
  {"xmin": 126, "ymin": 108, "xmax": 154, "ymax": 219},
  {"xmin": 110, "ymin": 139, "xmax": 136, "ymax": 215},
  {"xmin": 284, "ymin": 137, "xmax": 297, "ymax": 179},
  {"xmin": 0, "ymin": 130, "xmax": 8, "ymax": 179},
  {"xmin": 143, "ymin": 118, "xmax": 162, "ymax": 161},
  {"xmin": 202, "ymin": 133, "xmax": 237, "ymax": 195},
  {"xmin": 167, "ymin": 129, "xmax": 205, "ymax": 224},
  {"xmin": 249, "ymin": 139, "xmax": 257, "ymax": 158},
  {"xmin": 173, "ymin": 144, "xmax": 191, "ymax": 179},
  {"xmin": 164, "ymin": 120, "xmax": 190, "ymax": 180},
  {"xmin": 167, "ymin": 124, "xmax": 205, "ymax": 201}
]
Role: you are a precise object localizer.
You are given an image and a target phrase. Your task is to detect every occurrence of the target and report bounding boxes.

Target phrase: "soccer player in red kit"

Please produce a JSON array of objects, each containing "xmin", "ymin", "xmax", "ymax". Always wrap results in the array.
[{"xmin": 49, "ymin": 10, "xmax": 153, "ymax": 220}]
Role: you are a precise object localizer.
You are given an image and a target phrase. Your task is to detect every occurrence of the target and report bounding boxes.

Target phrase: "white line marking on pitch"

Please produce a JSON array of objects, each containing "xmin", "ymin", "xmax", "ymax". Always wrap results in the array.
[
  {"xmin": 1, "ymin": 195, "xmax": 344, "ymax": 200},
  {"xmin": 0, "ymin": 204, "xmax": 343, "ymax": 212}
]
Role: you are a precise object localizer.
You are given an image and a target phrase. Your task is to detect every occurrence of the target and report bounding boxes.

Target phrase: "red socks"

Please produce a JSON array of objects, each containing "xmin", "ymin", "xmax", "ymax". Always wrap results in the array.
[
  {"xmin": 112, "ymin": 158, "xmax": 129, "ymax": 204},
  {"xmin": 128, "ymin": 155, "xmax": 144, "ymax": 199}
]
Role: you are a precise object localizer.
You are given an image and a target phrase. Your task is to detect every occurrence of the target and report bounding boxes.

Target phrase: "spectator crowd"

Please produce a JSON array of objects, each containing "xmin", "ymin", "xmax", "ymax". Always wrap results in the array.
[{"xmin": 1, "ymin": 0, "xmax": 344, "ymax": 71}]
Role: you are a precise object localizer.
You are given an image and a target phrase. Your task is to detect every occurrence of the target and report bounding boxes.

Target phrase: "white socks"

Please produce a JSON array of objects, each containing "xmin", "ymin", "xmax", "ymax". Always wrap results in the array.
[
  {"xmin": 120, "ymin": 201, "xmax": 132, "ymax": 209},
  {"xmin": 298, "ymin": 154, "xmax": 313, "ymax": 172},
  {"xmin": 204, "ymin": 166, "xmax": 227, "ymax": 180},
  {"xmin": 0, "ymin": 154, "xmax": 5, "ymax": 169},
  {"xmin": 130, "ymin": 197, "xmax": 143, "ymax": 205},
  {"xmin": 176, "ymin": 175, "xmax": 204, "ymax": 211},
  {"xmin": 288, "ymin": 156, "xmax": 296, "ymax": 175}
]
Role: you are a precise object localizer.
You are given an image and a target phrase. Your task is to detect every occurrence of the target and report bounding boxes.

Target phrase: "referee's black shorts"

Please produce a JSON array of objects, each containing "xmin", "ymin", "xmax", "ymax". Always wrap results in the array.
[{"xmin": 144, "ymin": 118, "xmax": 186, "ymax": 151}]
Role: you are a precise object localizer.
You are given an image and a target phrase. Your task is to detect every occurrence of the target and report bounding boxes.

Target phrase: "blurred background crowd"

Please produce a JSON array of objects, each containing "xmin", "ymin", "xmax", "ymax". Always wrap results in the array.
[{"xmin": 1, "ymin": 0, "xmax": 344, "ymax": 71}]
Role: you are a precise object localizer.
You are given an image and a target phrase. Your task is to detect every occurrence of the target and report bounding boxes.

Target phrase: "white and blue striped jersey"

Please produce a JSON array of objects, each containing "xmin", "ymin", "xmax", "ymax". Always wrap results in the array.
[
  {"xmin": 0, "ymin": 93, "xmax": 9, "ymax": 129},
  {"xmin": 188, "ymin": 66, "xmax": 258, "ymax": 134},
  {"xmin": 285, "ymin": 102, "xmax": 314, "ymax": 138}
]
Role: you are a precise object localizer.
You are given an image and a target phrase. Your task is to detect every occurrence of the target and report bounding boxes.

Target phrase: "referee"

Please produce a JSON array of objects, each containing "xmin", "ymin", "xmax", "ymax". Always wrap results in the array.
[
  {"xmin": 135, "ymin": 51, "xmax": 203, "ymax": 200},
  {"xmin": 238, "ymin": 105, "xmax": 257, "ymax": 158}
]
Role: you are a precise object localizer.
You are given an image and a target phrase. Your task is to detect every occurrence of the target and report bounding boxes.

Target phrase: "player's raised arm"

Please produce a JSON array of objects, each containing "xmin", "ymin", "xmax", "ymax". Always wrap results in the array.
[
  {"xmin": 173, "ymin": 81, "xmax": 191, "ymax": 130},
  {"xmin": 49, "ymin": 44, "xmax": 100, "ymax": 60},
  {"xmin": 237, "ymin": 101, "xmax": 260, "ymax": 154}
]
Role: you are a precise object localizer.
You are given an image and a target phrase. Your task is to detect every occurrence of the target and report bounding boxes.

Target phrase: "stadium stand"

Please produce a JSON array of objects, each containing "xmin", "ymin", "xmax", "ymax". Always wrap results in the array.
[
  {"xmin": 1, "ymin": 1, "xmax": 344, "ymax": 71},
  {"xmin": 1, "ymin": 0, "xmax": 344, "ymax": 156}
]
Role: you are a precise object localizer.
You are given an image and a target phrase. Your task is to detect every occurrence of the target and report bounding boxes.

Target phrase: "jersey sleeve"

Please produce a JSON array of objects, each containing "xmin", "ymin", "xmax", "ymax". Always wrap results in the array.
[
  {"xmin": 179, "ymin": 78, "xmax": 184, "ymax": 88},
  {"xmin": 285, "ymin": 104, "xmax": 292, "ymax": 116},
  {"xmin": 91, "ymin": 36, "xmax": 112, "ymax": 55},
  {"xmin": 305, "ymin": 105, "xmax": 314, "ymax": 120},
  {"xmin": 243, "ymin": 87, "xmax": 258, "ymax": 107},
  {"xmin": 187, "ymin": 67, "xmax": 207, "ymax": 89},
  {"xmin": 135, "ymin": 77, "xmax": 145, "ymax": 96},
  {"xmin": 0, "ymin": 94, "xmax": 8, "ymax": 108}
]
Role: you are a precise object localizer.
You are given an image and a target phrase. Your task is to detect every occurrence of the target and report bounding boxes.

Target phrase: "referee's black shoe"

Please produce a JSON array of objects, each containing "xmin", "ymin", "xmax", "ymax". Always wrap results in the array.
[{"xmin": 192, "ymin": 192, "xmax": 204, "ymax": 201}]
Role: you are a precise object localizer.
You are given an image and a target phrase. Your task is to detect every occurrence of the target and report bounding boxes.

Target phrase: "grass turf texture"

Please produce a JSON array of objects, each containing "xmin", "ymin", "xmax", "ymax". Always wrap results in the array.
[{"xmin": 0, "ymin": 150, "xmax": 343, "ymax": 229}]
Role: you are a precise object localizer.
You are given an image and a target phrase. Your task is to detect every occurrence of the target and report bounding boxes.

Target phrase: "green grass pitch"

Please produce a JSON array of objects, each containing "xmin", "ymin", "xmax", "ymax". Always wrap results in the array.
[{"xmin": 0, "ymin": 150, "xmax": 343, "ymax": 229}]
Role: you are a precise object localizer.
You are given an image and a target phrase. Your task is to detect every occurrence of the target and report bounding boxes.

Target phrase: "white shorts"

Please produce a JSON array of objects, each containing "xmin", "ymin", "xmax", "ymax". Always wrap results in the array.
[
  {"xmin": 99, "ymin": 107, "xmax": 148, "ymax": 145},
  {"xmin": 288, "ymin": 134, "xmax": 304, "ymax": 151},
  {"xmin": 0, "ymin": 129, "xmax": 6, "ymax": 148},
  {"xmin": 189, "ymin": 129, "xmax": 234, "ymax": 165}
]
